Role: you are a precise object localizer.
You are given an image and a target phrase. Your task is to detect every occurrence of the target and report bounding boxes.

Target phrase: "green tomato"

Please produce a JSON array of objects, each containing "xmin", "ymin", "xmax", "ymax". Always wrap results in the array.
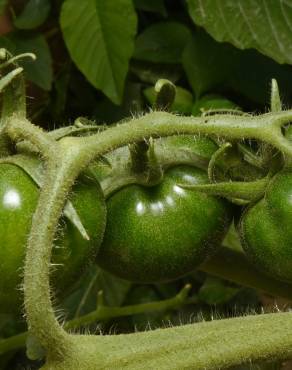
[
  {"xmin": 239, "ymin": 170, "xmax": 292, "ymax": 282},
  {"xmin": 97, "ymin": 165, "xmax": 233, "ymax": 283},
  {"xmin": 0, "ymin": 163, "xmax": 106, "ymax": 313},
  {"xmin": 94, "ymin": 94, "xmax": 238, "ymax": 283},
  {"xmin": 192, "ymin": 94, "xmax": 239, "ymax": 116}
]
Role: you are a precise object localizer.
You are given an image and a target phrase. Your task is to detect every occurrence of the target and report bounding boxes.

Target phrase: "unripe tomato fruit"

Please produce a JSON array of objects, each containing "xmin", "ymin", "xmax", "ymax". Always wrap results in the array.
[
  {"xmin": 240, "ymin": 170, "xmax": 292, "ymax": 282},
  {"xmin": 0, "ymin": 163, "xmax": 106, "ymax": 313},
  {"xmin": 192, "ymin": 94, "xmax": 239, "ymax": 116},
  {"xmin": 97, "ymin": 164, "xmax": 233, "ymax": 283},
  {"xmin": 95, "ymin": 93, "xmax": 238, "ymax": 283}
]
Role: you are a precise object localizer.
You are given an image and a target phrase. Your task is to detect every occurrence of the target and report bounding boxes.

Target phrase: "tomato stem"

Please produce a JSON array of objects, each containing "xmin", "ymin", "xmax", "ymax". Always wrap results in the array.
[
  {"xmin": 0, "ymin": 284, "xmax": 192, "ymax": 356},
  {"xmin": 129, "ymin": 139, "xmax": 149, "ymax": 173},
  {"xmin": 4, "ymin": 109, "xmax": 292, "ymax": 368}
]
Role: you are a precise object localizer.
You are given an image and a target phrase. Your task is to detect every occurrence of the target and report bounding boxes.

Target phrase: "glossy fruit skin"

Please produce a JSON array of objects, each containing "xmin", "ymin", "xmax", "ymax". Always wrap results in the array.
[
  {"xmin": 0, "ymin": 163, "xmax": 106, "ymax": 313},
  {"xmin": 192, "ymin": 94, "xmax": 239, "ymax": 116},
  {"xmin": 240, "ymin": 170, "xmax": 292, "ymax": 282},
  {"xmin": 97, "ymin": 165, "xmax": 233, "ymax": 283}
]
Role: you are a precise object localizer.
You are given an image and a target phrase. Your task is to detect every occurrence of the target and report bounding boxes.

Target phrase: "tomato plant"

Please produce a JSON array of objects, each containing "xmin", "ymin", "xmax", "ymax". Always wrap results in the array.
[{"xmin": 2, "ymin": 1, "xmax": 292, "ymax": 370}]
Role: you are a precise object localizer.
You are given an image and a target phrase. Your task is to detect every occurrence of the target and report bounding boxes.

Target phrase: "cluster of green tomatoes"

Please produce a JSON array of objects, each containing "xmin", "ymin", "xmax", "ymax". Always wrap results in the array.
[{"xmin": 1, "ymin": 80, "xmax": 291, "ymax": 316}]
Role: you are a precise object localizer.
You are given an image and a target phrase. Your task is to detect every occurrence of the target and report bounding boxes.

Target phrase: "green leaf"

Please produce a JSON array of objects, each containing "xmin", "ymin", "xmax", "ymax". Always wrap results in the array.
[
  {"xmin": 134, "ymin": 0, "xmax": 167, "ymax": 16},
  {"xmin": 182, "ymin": 31, "xmax": 235, "ymax": 98},
  {"xmin": 130, "ymin": 60, "xmax": 182, "ymax": 85},
  {"xmin": 60, "ymin": 0, "xmax": 137, "ymax": 105},
  {"xmin": 0, "ymin": 0, "xmax": 7, "ymax": 15},
  {"xmin": 94, "ymin": 82, "xmax": 143, "ymax": 124},
  {"xmin": 134, "ymin": 21, "xmax": 191, "ymax": 64},
  {"xmin": 62, "ymin": 265, "xmax": 131, "ymax": 318},
  {"xmin": 0, "ymin": 33, "xmax": 53, "ymax": 90},
  {"xmin": 50, "ymin": 63, "xmax": 71, "ymax": 120},
  {"xmin": 14, "ymin": 0, "xmax": 51, "ymax": 29},
  {"xmin": 187, "ymin": 0, "xmax": 292, "ymax": 65},
  {"xmin": 223, "ymin": 223, "xmax": 243, "ymax": 252},
  {"xmin": 183, "ymin": 30, "xmax": 292, "ymax": 104}
]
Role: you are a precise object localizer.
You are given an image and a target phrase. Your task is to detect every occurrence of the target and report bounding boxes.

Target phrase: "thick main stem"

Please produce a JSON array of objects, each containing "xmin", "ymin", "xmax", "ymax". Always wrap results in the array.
[
  {"xmin": 80, "ymin": 111, "xmax": 292, "ymax": 159},
  {"xmin": 91, "ymin": 311, "xmax": 292, "ymax": 369},
  {"xmin": 23, "ymin": 148, "xmax": 84, "ymax": 356}
]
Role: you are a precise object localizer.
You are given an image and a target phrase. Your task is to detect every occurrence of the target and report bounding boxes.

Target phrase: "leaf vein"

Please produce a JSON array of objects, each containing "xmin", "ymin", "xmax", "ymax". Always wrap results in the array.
[
  {"xmin": 216, "ymin": 0, "xmax": 239, "ymax": 45},
  {"xmin": 280, "ymin": 0, "xmax": 292, "ymax": 33},
  {"xmin": 263, "ymin": 0, "xmax": 285, "ymax": 56},
  {"xmin": 237, "ymin": 1, "xmax": 259, "ymax": 45}
]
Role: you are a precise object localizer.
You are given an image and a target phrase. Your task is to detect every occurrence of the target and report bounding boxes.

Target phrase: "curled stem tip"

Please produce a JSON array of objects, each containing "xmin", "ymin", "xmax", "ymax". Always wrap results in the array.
[
  {"xmin": 0, "ymin": 67, "xmax": 24, "ymax": 93},
  {"xmin": 208, "ymin": 142, "xmax": 232, "ymax": 182},
  {"xmin": 154, "ymin": 79, "xmax": 176, "ymax": 110},
  {"xmin": 0, "ymin": 53, "xmax": 36, "ymax": 70},
  {"xmin": 179, "ymin": 176, "xmax": 269, "ymax": 202}
]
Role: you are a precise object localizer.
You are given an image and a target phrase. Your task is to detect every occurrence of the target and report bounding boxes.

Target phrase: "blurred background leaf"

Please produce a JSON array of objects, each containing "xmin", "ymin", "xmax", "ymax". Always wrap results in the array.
[
  {"xmin": 183, "ymin": 30, "xmax": 292, "ymax": 104},
  {"xmin": 60, "ymin": 0, "xmax": 137, "ymax": 104},
  {"xmin": 134, "ymin": 21, "xmax": 191, "ymax": 63},
  {"xmin": 0, "ymin": 32, "xmax": 52, "ymax": 90},
  {"xmin": 134, "ymin": 0, "xmax": 167, "ymax": 16},
  {"xmin": 187, "ymin": 0, "xmax": 292, "ymax": 65},
  {"xmin": 14, "ymin": 0, "xmax": 51, "ymax": 30}
]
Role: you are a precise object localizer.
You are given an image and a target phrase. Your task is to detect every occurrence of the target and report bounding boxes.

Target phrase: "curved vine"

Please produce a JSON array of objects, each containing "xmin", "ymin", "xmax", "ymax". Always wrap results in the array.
[{"xmin": 2, "ymin": 56, "xmax": 292, "ymax": 368}]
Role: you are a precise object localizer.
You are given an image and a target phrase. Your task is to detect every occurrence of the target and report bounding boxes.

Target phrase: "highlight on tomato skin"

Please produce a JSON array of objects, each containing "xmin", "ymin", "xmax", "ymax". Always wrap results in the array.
[
  {"xmin": 0, "ymin": 162, "xmax": 106, "ymax": 314},
  {"xmin": 93, "ymin": 92, "xmax": 238, "ymax": 283},
  {"xmin": 96, "ymin": 163, "xmax": 233, "ymax": 283}
]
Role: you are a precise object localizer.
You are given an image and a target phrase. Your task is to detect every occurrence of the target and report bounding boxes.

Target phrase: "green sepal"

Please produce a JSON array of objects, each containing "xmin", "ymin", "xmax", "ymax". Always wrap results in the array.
[
  {"xmin": 270, "ymin": 79, "xmax": 282, "ymax": 113},
  {"xmin": 208, "ymin": 142, "xmax": 232, "ymax": 182},
  {"xmin": 179, "ymin": 176, "xmax": 269, "ymax": 203}
]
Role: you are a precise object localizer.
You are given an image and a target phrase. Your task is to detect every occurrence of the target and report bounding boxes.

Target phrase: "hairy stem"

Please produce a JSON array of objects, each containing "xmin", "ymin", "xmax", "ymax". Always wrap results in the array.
[
  {"xmin": 80, "ymin": 111, "xmax": 292, "ymax": 160},
  {"xmin": 66, "ymin": 284, "xmax": 191, "ymax": 330},
  {"xmin": 6, "ymin": 110, "xmax": 292, "ymax": 365},
  {"xmin": 23, "ymin": 149, "xmax": 85, "ymax": 357},
  {"xmin": 0, "ymin": 285, "xmax": 192, "ymax": 355},
  {"xmin": 5, "ymin": 115, "xmax": 56, "ymax": 157},
  {"xmin": 85, "ymin": 311, "xmax": 292, "ymax": 369}
]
